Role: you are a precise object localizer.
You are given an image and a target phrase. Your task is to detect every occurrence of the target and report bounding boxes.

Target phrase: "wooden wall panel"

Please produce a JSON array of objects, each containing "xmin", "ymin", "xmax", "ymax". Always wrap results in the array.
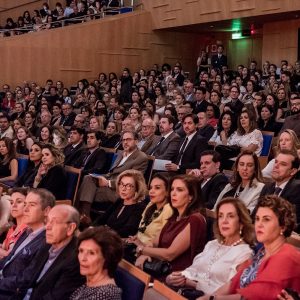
[
  {"xmin": 0, "ymin": 0, "xmax": 43, "ymax": 24},
  {"xmin": 143, "ymin": 0, "xmax": 300, "ymax": 30},
  {"xmin": 262, "ymin": 19, "xmax": 300, "ymax": 65},
  {"xmin": 0, "ymin": 11, "xmax": 214, "ymax": 88}
]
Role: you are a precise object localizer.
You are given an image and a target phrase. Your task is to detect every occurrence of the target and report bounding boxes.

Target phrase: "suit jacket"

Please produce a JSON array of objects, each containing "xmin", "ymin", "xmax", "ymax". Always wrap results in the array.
[
  {"xmin": 150, "ymin": 131, "xmax": 181, "ymax": 162},
  {"xmin": 37, "ymin": 165, "xmax": 68, "ymax": 199},
  {"xmin": 74, "ymin": 147, "xmax": 106, "ymax": 176},
  {"xmin": 281, "ymin": 113, "xmax": 300, "ymax": 138},
  {"xmin": 260, "ymin": 178, "xmax": 300, "ymax": 231},
  {"xmin": 140, "ymin": 134, "xmax": 161, "ymax": 155},
  {"xmin": 106, "ymin": 148, "xmax": 148, "ymax": 188},
  {"xmin": 193, "ymin": 100, "xmax": 209, "ymax": 114},
  {"xmin": 211, "ymin": 54, "xmax": 227, "ymax": 70},
  {"xmin": 59, "ymin": 112, "xmax": 76, "ymax": 128},
  {"xmin": 0, "ymin": 238, "xmax": 84, "ymax": 300},
  {"xmin": 225, "ymin": 99, "xmax": 244, "ymax": 116},
  {"xmin": 201, "ymin": 173, "xmax": 228, "ymax": 209},
  {"xmin": 174, "ymin": 123, "xmax": 185, "ymax": 138},
  {"xmin": 176, "ymin": 134, "xmax": 208, "ymax": 173},
  {"xmin": 64, "ymin": 142, "xmax": 85, "ymax": 167},
  {"xmin": 0, "ymin": 230, "xmax": 48, "ymax": 281},
  {"xmin": 198, "ymin": 125, "xmax": 215, "ymax": 142}
]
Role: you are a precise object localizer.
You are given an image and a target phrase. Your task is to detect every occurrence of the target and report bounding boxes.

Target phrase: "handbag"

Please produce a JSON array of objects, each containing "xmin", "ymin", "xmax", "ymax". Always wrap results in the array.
[
  {"xmin": 143, "ymin": 259, "xmax": 172, "ymax": 278},
  {"xmin": 177, "ymin": 288, "xmax": 204, "ymax": 300},
  {"xmin": 215, "ymin": 144, "xmax": 241, "ymax": 160}
]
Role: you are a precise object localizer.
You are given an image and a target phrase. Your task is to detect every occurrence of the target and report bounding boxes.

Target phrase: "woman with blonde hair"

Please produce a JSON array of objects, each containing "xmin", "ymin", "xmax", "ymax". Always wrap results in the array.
[
  {"xmin": 52, "ymin": 126, "xmax": 68, "ymax": 150},
  {"xmin": 33, "ymin": 143, "xmax": 67, "ymax": 199},
  {"xmin": 95, "ymin": 169, "xmax": 148, "ymax": 238},
  {"xmin": 262, "ymin": 129, "xmax": 300, "ymax": 178}
]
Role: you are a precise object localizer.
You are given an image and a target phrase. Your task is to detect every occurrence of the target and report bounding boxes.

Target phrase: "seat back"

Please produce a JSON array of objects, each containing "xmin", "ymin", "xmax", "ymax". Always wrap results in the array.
[
  {"xmin": 143, "ymin": 280, "xmax": 186, "ymax": 300},
  {"xmin": 261, "ymin": 131, "xmax": 274, "ymax": 157},
  {"xmin": 17, "ymin": 155, "xmax": 29, "ymax": 178},
  {"xmin": 64, "ymin": 166, "xmax": 82, "ymax": 205},
  {"xmin": 144, "ymin": 155, "xmax": 155, "ymax": 185},
  {"xmin": 100, "ymin": 147, "xmax": 118, "ymax": 173},
  {"xmin": 115, "ymin": 259, "xmax": 150, "ymax": 300}
]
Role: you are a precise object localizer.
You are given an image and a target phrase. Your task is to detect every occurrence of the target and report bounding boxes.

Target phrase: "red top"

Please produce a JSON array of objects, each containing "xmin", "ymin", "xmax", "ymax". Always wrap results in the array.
[
  {"xmin": 230, "ymin": 243, "xmax": 300, "ymax": 300},
  {"xmin": 2, "ymin": 223, "xmax": 28, "ymax": 251},
  {"xmin": 158, "ymin": 212, "xmax": 206, "ymax": 272}
]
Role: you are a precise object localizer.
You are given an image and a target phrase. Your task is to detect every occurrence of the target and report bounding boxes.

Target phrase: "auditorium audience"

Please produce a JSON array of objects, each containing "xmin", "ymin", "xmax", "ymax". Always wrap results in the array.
[
  {"xmin": 166, "ymin": 198, "xmax": 253, "ymax": 294},
  {"xmin": 70, "ymin": 226, "xmax": 123, "ymax": 300},
  {"xmin": 135, "ymin": 175, "xmax": 206, "ymax": 276},
  {"xmin": 200, "ymin": 195, "xmax": 300, "ymax": 300}
]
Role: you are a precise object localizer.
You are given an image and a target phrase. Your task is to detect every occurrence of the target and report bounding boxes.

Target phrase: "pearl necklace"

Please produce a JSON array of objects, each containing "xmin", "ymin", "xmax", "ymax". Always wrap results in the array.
[{"xmin": 221, "ymin": 237, "xmax": 243, "ymax": 247}]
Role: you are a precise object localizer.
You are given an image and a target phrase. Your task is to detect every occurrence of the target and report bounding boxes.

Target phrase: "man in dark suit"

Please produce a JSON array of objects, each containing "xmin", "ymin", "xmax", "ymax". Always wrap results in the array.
[
  {"xmin": 172, "ymin": 65, "xmax": 185, "ymax": 87},
  {"xmin": 77, "ymin": 130, "xmax": 148, "ymax": 222},
  {"xmin": 190, "ymin": 150, "xmax": 228, "ymax": 209},
  {"xmin": 260, "ymin": 150, "xmax": 300, "ymax": 231},
  {"xmin": 138, "ymin": 118, "xmax": 160, "ymax": 155},
  {"xmin": 174, "ymin": 105, "xmax": 188, "ymax": 138},
  {"xmin": 211, "ymin": 45, "xmax": 227, "ymax": 71},
  {"xmin": 280, "ymin": 96, "xmax": 300, "ymax": 137},
  {"xmin": 64, "ymin": 126, "xmax": 85, "ymax": 166},
  {"xmin": 59, "ymin": 103, "xmax": 76, "ymax": 131},
  {"xmin": 74, "ymin": 131, "xmax": 106, "ymax": 176},
  {"xmin": 0, "ymin": 189, "xmax": 55, "ymax": 290},
  {"xmin": 150, "ymin": 115, "xmax": 181, "ymax": 162},
  {"xmin": 223, "ymin": 85, "xmax": 244, "ymax": 116},
  {"xmin": 193, "ymin": 87, "xmax": 209, "ymax": 114},
  {"xmin": 10, "ymin": 102, "xmax": 25, "ymax": 121},
  {"xmin": 165, "ymin": 114, "xmax": 208, "ymax": 174},
  {"xmin": 0, "ymin": 205, "xmax": 84, "ymax": 299},
  {"xmin": 197, "ymin": 111, "xmax": 215, "ymax": 142}
]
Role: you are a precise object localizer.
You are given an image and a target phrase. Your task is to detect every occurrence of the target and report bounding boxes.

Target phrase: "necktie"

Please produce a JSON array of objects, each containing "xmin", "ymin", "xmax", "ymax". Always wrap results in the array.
[
  {"xmin": 150, "ymin": 137, "xmax": 165, "ymax": 155},
  {"xmin": 176, "ymin": 137, "xmax": 188, "ymax": 165},
  {"xmin": 83, "ymin": 151, "xmax": 91, "ymax": 166},
  {"xmin": 274, "ymin": 187, "xmax": 282, "ymax": 196}
]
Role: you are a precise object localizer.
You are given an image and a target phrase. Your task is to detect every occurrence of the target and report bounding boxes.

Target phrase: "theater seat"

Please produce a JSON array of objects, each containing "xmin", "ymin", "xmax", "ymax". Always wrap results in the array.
[{"xmin": 115, "ymin": 260, "xmax": 150, "ymax": 300}]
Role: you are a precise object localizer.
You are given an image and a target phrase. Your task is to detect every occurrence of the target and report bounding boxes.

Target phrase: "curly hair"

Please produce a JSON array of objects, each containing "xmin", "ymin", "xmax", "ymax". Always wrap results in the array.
[
  {"xmin": 255, "ymin": 195, "xmax": 296, "ymax": 237},
  {"xmin": 42, "ymin": 143, "xmax": 65, "ymax": 166}
]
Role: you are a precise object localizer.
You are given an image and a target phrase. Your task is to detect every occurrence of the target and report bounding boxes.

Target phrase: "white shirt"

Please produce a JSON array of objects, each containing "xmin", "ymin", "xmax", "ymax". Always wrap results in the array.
[{"xmin": 182, "ymin": 239, "xmax": 253, "ymax": 294}]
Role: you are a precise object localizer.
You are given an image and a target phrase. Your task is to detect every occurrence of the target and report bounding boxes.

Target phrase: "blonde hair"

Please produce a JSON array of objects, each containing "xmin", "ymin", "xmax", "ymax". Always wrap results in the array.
[{"xmin": 116, "ymin": 170, "xmax": 147, "ymax": 202}]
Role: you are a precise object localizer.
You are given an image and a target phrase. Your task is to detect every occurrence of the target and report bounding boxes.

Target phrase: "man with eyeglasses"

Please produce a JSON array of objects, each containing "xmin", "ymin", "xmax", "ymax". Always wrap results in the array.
[
  {"xmin": 138, "ymin": 118, "xmax": 160, "ymax": 154},
  {"xmin": 59, "ymin": 103, "xmax": 76, "ymax": 131},
  {"xmin": 0, "ymin": 202, "xmax": 85, "ymax": 299},
  {"xmin": 222, "ymin": 85, "xmax": 244, "ymax": 115},
  {"xmin": 281, "ymin": 96, "xmax": 300, "ymax": 137},
  {"xmin": 77, "ymin": 130, "xmax": 148, "ymax": 225},
  {"xmin": 0, "ymin": 189, "xmax": 55, "ymax": 295}
]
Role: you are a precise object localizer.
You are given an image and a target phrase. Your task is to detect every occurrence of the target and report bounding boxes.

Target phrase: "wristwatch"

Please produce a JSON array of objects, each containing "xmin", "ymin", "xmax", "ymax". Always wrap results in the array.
[
  {"xmin": 136, "ymin": 245, "xmax": 144, "ymax": 255},
  {"xmin": 209, "ymin": 296, "xmax": 215, "ymax": 300}
]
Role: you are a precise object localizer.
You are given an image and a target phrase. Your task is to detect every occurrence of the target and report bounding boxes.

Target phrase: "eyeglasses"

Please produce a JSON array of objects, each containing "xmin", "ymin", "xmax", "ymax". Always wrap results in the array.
[
  {"xmin": 122, "ymin": 138, "xmax": 134, "ymax": 142},
  {"xmin": 46, "ymin": 218, "xmax": 72, "ymax": 226},
  {"xmin": 118, "ymin": 182, "xmax": 134, "ymax": 190},
  {"xmin": 291, "ymin": 102, "xmax": 300, "ymax": 107}
]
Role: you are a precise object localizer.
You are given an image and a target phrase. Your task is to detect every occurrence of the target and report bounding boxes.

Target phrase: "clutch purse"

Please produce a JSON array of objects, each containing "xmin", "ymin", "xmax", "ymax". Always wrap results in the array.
[
  {"xmin": 177, "ymin": 288, "xmax": 204, "ymax": 300},
  {"xmin": 143, "ymin": 260, "xmax": 172, "ymax": 278}
]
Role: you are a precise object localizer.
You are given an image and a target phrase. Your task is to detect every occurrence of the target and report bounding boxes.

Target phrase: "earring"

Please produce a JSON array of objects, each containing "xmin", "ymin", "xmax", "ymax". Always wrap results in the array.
[
  {"xmin": 239, "ymin": 228, "xmax": 242, "ymax": 236},
  {"xmin": 280, "ymin": 231, "xmax": 283, "ymax": 236}
]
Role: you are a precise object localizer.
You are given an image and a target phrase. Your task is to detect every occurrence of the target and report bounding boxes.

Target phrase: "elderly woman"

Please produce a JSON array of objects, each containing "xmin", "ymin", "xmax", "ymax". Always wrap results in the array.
[
  {"xmin": 200, "ymin": 195, "xmax": 300, "ymax": 300},
  {"xmin": 166, "ymin": 198, "xmax": 253, "ymax": 295},
  {"xmin": 135, "ymin": 175, "xmax": 207, "ymax": 276},
  {"xmin": 33, "ymin": 143, "xmax": 67, "ymax": 199},
  {"xmin": 262, "ymin": 129, "xmax": 300, "ymax": 179},
  {"xmin": 96, "ymin": 170, "xmax": 148, "ymax": 238},
  {"xmin": 70, "ymin": 226, "xmax": 123, "ymax": 300},
  {"xmin": 214, "ymin": 150, "xmax": 265, "ymax": 213}
]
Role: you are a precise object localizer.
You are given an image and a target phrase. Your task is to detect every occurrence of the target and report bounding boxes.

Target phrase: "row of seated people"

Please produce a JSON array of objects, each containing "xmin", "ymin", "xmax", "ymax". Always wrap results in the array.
[
  {"xmin": 0, "ymin": 170, "xmax": 299, "ymax": 299},
  {"xmin": 2, "ymin": 0, "xmax": 122, "ymax": 36},
  {"xmin": 0, "ymin": 104, "xmax": 300, "ymax": 229}
]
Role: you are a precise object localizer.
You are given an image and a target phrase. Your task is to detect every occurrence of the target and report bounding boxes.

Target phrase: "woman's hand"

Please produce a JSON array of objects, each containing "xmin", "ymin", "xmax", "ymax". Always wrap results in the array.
[
  {"xmin": 37, "ymin": 163, "xmax": 48, "ymax": 176},
  {"xmin": 196, "ymin": 296, "xmax": 211, "ymax": 300},
  {"xmin": 277, "ymin": 289, "xmax": 297, "ymax": 300},
  {"xmin": 126, "ymin": 236, "xmax": 145, "ymax": 247},
  {"xmin": 165, "ymin": 272, "xmax": 186, "ymax": 287},
  {"xmin": 135, "ymin": 255, "xmax": 151, "ymax": 269}
]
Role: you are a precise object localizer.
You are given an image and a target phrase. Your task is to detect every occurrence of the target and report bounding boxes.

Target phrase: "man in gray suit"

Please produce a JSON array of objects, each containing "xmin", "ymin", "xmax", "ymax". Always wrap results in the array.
[
  {"xmin": 138, "ymin": 118, "xmax": 160, "ymax": 154},
  {"xmin": 150, "ymin": 115, "xmax": 180, "ymax": 162},
  {"xmin": 77, "ymin": 130, "xmax": 148, "ymax": 222}
]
